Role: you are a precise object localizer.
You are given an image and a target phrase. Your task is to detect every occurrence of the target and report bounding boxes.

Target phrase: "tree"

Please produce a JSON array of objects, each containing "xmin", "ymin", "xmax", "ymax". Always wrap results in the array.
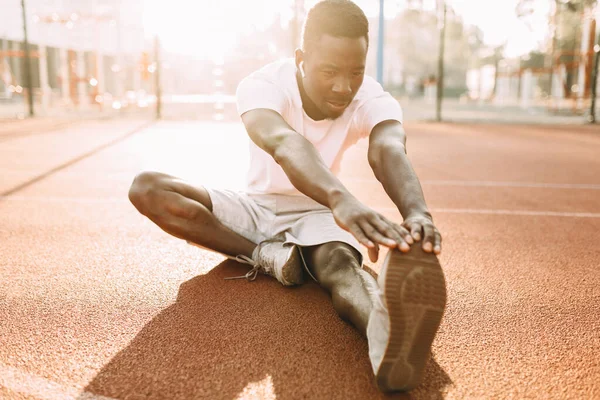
[
  {"xmin": 387, "ymin": 6, "xmax": 483, "ymax": 96},
  {"xmin": 517, "ymin": 0, "xmax": 598, "ymax": 97}
]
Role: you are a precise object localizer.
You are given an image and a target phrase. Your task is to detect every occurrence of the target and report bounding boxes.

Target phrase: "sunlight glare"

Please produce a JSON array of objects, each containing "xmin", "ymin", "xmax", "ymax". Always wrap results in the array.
[
  {"xmin": 144, "ymin": 0, "xmax": 566, "ymax": 61},
  {"xmin": 235, "ymin": 374, "xmax": 276, "ymax": 400},
  {"xmin": 144, "ymin": 0, "xmax": 292, "ymax": 61}
]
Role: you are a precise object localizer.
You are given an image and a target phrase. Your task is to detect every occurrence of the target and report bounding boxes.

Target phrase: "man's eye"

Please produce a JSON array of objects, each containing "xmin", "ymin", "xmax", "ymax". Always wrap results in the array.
[
  {"xmin": 352, "ymin": 71, "xmax": 364, "ymax": 77},
  {"xmin": 323, "ymin": 70, "xmax": 336, "ymax": 77}
]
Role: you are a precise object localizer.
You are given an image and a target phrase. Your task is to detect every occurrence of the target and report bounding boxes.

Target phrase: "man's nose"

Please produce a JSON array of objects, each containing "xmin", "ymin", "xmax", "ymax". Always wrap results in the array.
[{"xmin": 332, "ymin": 77, "xmax": 352, "ymax": 95}]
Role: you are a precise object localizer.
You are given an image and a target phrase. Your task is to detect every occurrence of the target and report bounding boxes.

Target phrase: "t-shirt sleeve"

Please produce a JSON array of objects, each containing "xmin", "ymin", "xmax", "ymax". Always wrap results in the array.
[
  {"xmin": 236, "ymin": 74, "xmax": 288, "ymax": 116},
  {"xmin": 353, "ymin": 92, "xmax": 403, "ymax": 139}
]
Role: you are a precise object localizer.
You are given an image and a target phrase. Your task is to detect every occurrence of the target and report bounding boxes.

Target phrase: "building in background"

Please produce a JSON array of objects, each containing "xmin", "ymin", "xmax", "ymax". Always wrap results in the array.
[{"xmin": 0, "ymin": 0, "xmax": 147, "ymax": 112}]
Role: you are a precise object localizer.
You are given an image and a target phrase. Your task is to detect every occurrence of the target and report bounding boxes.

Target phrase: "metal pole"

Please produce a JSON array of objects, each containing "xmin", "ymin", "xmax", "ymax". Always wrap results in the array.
[
  {"xmin": 492, "ymin": 47, "xmax": 500, "ymax": 100},
  {"xmin": 436, "ymin": 1, "xmax": 446, "ymax": 122},
  {"xmin": 376, "ymin": 0, "xmax": 384, "ymax": 85},
  {"xmin": 292, "ymin": 0, "xmax": 303, "ymax": 51},
  {"xmin": 291, "ymin": 3, "xmax": 298, "ymax": 51},
  {"xmin": 588, "ymin": 41, "xmax": 600, "ymax": 123},
  {"xmin": 21, "ymin": 0, "xmax": 34, "ymax": 117},
  {"xmin": 549, "ymin": 0, "xmax": 558, "ymax": 102},
  {"xmin": 517, "ymin": 56, "xmax": 523, "ymax": 101},
  {"xmin": 154, "ymin": 35, "xmax": 161, "ymax": 120}
]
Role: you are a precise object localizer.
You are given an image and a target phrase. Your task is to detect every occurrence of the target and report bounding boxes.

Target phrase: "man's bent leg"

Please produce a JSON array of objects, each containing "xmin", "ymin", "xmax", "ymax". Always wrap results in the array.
[
  {"xmin": 128, "ymin": 171, "xmax": 305, "ymax": 286},
  {"xmin": 128, "ymin": 171, "xmax": 256, "ymax": 258},
  {"xmin": 302, "ymin": 241, "xmax": 378, "ymax": 336}
]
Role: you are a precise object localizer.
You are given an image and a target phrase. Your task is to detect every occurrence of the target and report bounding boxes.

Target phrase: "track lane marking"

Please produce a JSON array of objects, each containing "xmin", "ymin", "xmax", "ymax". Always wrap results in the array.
[
  {"xmin": 379, "ymin": 207, "xmax": 600, "ymax": 218},
  {"xmin": 346, "ymin": 179, "xmax": 600, "ymax": 190}
]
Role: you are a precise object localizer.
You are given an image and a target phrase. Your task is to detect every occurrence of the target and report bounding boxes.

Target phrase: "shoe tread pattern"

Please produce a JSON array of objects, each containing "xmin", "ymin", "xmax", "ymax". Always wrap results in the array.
[{"xmin": 376, "ymin": 246, "xmax": 447, "ymax": 392}]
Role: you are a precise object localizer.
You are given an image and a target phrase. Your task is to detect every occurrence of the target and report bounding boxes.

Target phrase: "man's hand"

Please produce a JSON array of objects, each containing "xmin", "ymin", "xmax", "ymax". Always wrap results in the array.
[
  {"xmin": 331, "ymin": 194, "xmax": 415, "ymax": 262},
  {"xmin": 401, "ymin": 214, "xmax": 442, "ymax": 255}
]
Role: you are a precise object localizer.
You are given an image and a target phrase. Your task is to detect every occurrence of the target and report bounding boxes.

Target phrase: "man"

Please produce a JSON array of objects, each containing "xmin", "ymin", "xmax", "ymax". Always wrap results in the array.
[{"xmin": 128, "ymin": 0, "xmax": 446, "ymax": 392}]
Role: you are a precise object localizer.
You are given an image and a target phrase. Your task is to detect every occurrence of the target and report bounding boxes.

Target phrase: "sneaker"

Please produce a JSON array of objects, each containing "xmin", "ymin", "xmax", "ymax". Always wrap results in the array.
[
  {"xmin": 225, "ymin": 240, "xmax": 304, "ymax": 286},
  {"xmin": 367, "ymin": 246, "xmax": 447, "ymax": 392}
]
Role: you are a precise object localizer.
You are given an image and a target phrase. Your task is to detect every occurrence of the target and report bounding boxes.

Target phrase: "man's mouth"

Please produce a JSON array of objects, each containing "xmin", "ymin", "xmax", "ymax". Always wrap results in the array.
[{"xmin": 326, "ymin": 100, "xmax": 349, "ymax": 110}]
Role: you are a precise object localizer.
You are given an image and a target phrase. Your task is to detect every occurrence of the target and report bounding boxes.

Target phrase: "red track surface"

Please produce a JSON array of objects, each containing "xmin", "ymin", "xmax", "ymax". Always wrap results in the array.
[{"xmin": 1, "ymin": 120, "xmax": 599, "ymax": 399}]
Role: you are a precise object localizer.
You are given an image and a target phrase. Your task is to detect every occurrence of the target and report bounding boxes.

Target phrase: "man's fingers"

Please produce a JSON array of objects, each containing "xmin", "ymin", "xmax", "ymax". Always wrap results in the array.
[
  {"xmin": 349, "ymin": 223, "xmax": 382, "ymax": 261},
  {"xmin": 359, "ymin": 220, "xmax": 396, "ymax": 248},
  {"xmin": 403, "ymin": 220, "xmax": 423, "ymax": 241},
  {"xmin": 380, "ymin": 220, "xmax": 411, "ymax": 252},
  {"xmin": 391, "ymin": 221, "xmax": 414, "ymax": 244},
  {"xmin": 422, "ymin": 223, "xmax": 435, "ymax": 253},
  {"xmin": 433, "ymin": 230, "xmax": 442, "ymax": 255},
  {"xmin": 349, "ymin": 225, "xmax": 374, "ymax": 248},
  {"xmin": 370, "ymin": 216, "xmax": 407, "ymax": 247},
  {"xmin": 377, "ymin": 216, "xmax": 413, "ymax": 246},
  {"xmin": 368, "ymin": 245, "xmax": 380, "ymax": 263}
]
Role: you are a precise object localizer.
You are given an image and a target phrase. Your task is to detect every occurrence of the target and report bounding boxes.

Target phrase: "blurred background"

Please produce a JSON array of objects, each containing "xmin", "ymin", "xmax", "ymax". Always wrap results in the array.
[{"xmin": 2, "ymin": 0, "xmax": 600, "ymax": 123}]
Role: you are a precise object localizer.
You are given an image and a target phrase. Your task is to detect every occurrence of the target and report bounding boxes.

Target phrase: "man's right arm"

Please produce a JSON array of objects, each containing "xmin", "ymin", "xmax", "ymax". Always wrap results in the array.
[
  {"xmin": 241, "ymin": 108, "xmax": 412, "ymax": 260},
  {"xmin": 242, "ymin": 108, "xmax": 348, "ymax": 209}
]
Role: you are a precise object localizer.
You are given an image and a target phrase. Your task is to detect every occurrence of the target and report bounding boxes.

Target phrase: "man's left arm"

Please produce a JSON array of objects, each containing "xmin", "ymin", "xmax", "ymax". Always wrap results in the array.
[{"xmin": 367, "ymin": 120, "xmax": 442, "ymax": 254}]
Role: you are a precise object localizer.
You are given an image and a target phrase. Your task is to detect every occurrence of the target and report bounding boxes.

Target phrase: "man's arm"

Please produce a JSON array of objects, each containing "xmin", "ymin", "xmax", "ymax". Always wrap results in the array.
[
  {"xmin": 368, "ymin": 120, "xmax": 442, "ymax": 254},
  {"xmin": 241, "ymin": 109, "xmax": 413, "ymax": 258},
  {"xmin": 242, "ymin": 108, "xmax": 347, "ymax": 209}
]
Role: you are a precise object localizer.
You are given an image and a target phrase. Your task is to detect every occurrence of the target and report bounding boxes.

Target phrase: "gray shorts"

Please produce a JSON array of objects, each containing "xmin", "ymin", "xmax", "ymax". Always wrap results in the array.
[{"xmin": 205, "ymin": 189, "xmax": 364, "ymax": 279}]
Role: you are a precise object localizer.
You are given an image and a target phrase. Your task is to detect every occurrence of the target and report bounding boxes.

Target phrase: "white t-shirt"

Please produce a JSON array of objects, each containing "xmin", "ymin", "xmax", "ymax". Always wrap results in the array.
[{"xmin": 236, "ymin": 58, "xmax": 403, "ymax": 196}]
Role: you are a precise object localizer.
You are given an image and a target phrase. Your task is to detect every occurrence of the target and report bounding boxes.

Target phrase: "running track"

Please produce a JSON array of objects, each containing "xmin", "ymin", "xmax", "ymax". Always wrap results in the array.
[{"xmin": 1, "ymin": 120, "xmax": 599, "ymax": 399}]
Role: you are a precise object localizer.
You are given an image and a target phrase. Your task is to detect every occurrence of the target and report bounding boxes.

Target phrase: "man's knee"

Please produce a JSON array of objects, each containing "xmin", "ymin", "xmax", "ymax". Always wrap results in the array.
[
  {"xmin": 310, "ymin": 242, "xmax": 361, "ymax": 288},
  {"xmin": 128, "ymin": 171, "xmax": 163, "ymax": 212}
]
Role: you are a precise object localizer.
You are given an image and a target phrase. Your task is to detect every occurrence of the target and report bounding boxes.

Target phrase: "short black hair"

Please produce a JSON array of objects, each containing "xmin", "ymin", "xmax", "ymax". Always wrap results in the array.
[{"xmin": 301, "ymin": 0, "xmax": 369, "ymax": 50}]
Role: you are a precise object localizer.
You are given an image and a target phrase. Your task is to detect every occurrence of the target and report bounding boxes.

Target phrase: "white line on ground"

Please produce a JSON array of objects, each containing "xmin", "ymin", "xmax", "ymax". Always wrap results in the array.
[
  {"xmin": 347, "ymin": 179, "xmax": 600, "ymax": 190},
  {"xmin": 2, "ymin": 196, "xmax": 599, "ymax": 217},
  {"xmin": 0, "ymin": 195, "xmax": 127, "ymax": 203},
  {"xmin": 0, "ymin": 362, "xmax": 116, "ymax": 400},
  {"xmin": 423, "ymin": 180, "xmax": 600, "ymax": 190},
  {"xmin": 380, "ymin": 207, "xmax": 600, "ymax": 218}
]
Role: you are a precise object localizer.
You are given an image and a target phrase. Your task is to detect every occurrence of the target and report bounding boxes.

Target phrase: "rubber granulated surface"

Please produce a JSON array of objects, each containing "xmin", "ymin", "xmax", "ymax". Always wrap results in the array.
[{"xmin": 1, "ymin": 121, "xmax": 598, "ymax": 399}]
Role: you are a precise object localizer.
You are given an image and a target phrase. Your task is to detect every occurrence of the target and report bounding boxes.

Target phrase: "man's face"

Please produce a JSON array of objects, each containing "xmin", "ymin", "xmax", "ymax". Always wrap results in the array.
[{"xmin": 297, "ymin": 34, "xmax": 367, "ymax": 120}]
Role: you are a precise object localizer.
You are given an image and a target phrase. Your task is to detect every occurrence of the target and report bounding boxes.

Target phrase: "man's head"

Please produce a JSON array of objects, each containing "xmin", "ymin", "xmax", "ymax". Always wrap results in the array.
[{"xmin": 295, "ymin": 0, "xmax": 369, "ymax": 120}]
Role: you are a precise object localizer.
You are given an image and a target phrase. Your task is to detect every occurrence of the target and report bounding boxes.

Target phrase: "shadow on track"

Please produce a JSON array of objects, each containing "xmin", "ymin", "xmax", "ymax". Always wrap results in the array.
[{"xmin": 83, "ymin": 260, "xmax": 451, "ymax": 399}]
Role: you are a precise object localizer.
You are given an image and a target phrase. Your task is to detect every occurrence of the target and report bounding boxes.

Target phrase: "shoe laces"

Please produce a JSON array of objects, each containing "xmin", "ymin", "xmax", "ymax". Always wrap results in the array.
[
  {"xmin": 224, "ymin": 241, "xmax": 275, "ymax": 281},
  {"xmin": 224, "ymin": 254, "xmax": 261, "ymax": 281}
]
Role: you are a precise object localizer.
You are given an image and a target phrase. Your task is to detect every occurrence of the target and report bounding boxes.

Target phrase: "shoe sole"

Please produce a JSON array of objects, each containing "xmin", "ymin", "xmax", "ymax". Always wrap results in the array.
[
  {"xmin": 280, "ymin": 245, "xmax": 305, "ymax": 286},
  {"xmin": 375, "ymin": 246, "xmax": 447, "ymax": 392}
]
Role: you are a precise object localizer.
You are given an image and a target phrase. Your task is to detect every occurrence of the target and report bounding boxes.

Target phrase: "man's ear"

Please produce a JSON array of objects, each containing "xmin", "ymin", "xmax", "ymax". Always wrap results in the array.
[{"xmin": 295, "ymin": 49, "xmax": 305, "ymax": 78}]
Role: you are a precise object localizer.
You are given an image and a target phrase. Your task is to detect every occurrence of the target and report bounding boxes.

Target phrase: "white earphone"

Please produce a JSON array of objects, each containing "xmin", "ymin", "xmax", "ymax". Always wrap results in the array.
[{"xmin": 299, "ymin": 62, "xmax": 306, "ymax": 78}]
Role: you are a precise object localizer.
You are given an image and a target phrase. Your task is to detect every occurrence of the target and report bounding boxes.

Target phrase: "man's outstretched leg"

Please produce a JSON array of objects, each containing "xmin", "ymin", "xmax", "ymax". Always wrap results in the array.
[
  {"xmin": 128, "ymin": 171, "xmax": 303, "ymax": 285},
  {"xmin": 303, "ymin": 242, "xmax": 376, "ymax": 335},
  {"xmin": 304, "ymin": 241, "xmax": 446, "ymax": 392}
]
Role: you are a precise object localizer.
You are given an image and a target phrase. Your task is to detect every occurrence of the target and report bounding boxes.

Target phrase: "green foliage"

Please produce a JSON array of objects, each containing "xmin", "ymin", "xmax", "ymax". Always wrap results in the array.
[
  {"xmin": 517, "ymin": 0, "xmax": 597, "ymax": 96},
  {"xmin": 521, "ymin": 51, "xmax": 547, "ymax": 69},
  {"xmin": 388, "ymin": 7, "xmax": 483, "ymax": 91},
  {"xmin": 517, "ymin": 0, "xmax": 597, "ymax": 53}
]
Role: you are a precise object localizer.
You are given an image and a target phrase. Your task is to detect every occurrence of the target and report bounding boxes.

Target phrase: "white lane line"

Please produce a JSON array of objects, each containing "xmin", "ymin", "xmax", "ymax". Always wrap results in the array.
[
  {"xmin": 347, "ymin": 179, "xmax": 600, "ymax": 190},
  {"xmin": 0, "ymin": 195, "xmax": 127, "ymax": 203},
  {"xmin": 0, "ymin": 362, "xmax": 116, "ymax": 400},
  {"xmin": 379, "ymin": 207, "xmax": 600, "ymax": 218},
  {"xmin": 423, "ymin": 180, "xmax": 600, "ymax": 190},
  {"xmin": 2, "ymin": 196, "xmax": 599, "ymax": 217}
]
